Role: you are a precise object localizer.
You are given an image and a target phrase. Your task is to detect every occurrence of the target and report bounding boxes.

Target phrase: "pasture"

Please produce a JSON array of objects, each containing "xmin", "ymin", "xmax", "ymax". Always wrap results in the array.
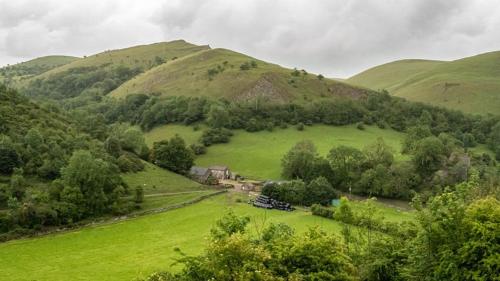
[
  {"xmin": 0, "ymin": 193, "xmax": 413, "ymax": 281},
  {"xmin": 145, "ymin": 124, "xmax": 408, "ymax": 179}
]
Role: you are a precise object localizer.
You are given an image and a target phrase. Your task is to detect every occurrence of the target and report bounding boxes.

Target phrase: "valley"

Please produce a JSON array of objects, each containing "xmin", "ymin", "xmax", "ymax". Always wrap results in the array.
[{"xmin": 0, "ymin": 38, "xmax": 498, "ymax": 281}]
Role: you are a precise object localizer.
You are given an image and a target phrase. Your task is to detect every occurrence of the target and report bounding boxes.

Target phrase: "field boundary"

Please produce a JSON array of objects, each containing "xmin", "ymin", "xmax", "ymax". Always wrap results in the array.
[{"xmin": 1, "ymin": 190, "xmax": 227, "ymax": 243}]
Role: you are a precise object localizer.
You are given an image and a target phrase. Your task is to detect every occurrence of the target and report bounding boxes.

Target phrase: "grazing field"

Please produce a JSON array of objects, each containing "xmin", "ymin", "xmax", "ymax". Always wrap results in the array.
[
  {"xmin": 0, "ymin": 193, "xmax": 413, "ymax": 281},
  {"xmin": 144, "ymin": 124, "xmax": 205, "ymax": 147},
  {"xmin": 347, "ymin": 51, "xmax": 500, "ymax": 114},
  {"xmin": 121, "ymin": 161, "xmax": 205, "ymax": 194},
  {"xmin": 145, "ymin": 124, "xmax": 408, "ymax": 179}
]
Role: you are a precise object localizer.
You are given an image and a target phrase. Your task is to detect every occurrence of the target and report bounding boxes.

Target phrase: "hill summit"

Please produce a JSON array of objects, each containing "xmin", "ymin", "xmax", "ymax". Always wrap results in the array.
[{"xmin": 347, "ymin": 51, "xmax": 500, "ymax": 114}]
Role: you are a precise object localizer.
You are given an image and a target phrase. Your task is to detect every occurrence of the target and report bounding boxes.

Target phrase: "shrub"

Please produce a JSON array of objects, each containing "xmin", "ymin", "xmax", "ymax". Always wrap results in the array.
[
  {"xmin": 189, "ymin": 143, "xmax": 207, "ymax": 155},
  {"xmin": 240, "ymin": 62, "xmax": 250, "ymax": 70},
  {"xmin": 200, "ymin": 128, "xmax": 233, "ymax": 146},
  {"xmin": 356, "ymin": 122, "xmax": 365, "ymax": 130},
  {"xmin": 296, "ymin": 122, "xmax": 305, "ymax": 131},
  {"xmin": 117, "ymin": 153, "xmax": 145, "ymax": 173},
  {"xmin": 311, "ymin": 204, "xmax": 334, "ymax": 218}
]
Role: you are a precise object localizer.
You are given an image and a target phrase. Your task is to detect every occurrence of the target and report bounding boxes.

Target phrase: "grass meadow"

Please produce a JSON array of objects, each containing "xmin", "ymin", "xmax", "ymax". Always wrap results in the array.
[
  {"xmin": 145, "ymin": 124, "xmax": 408, "ymax": 179},
  {"xmin": 0, "ymin": 193, "xmax": 414, "ymax": 281}
]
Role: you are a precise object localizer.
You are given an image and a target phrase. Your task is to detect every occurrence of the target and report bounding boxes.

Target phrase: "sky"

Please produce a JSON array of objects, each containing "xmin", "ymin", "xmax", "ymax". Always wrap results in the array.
[{"xmin": 1, "ymin": 0, "xmax": 500, "ymax": 77}]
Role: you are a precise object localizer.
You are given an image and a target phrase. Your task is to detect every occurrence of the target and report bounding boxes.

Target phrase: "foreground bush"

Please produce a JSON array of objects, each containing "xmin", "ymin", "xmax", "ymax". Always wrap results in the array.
[{"xmin": 140, "ymin": 211, "xmax": 357, "ymax": 281}]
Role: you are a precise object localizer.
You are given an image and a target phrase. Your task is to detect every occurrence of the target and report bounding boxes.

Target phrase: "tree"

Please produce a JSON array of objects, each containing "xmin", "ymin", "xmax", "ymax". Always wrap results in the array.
[
  {"xmin": 402, "ymin": 125, "xmax": 432, "ymax": 154},
  {"xmin": 134, "ymin": 186, "xmax": 144, "ymax": 204},
  {"xmin": 0, "ymin": 136, "xmax": 20, "ymax": 174},
  {"xmin": 363, "ymin": 137, "xmax": 394, "ymax": 168},
  {"xmin": 304, "ymin": 176, "xmax": 337, "ymax": 206},
  {"xmin": 121, "ymin": 127, "xmax": 148, "ymax": 157},
  {"xmin": 403, "ymin": 177, "xmax": 500, "ymax": 281},
  {"xmin": 61, "ymin": 150, "xmax": 122, "ymax": 215},
  {"xmin": 151, "ymin": 135, "xmax": 194, "ymax": 174},
  {"xmin": 104, "ymin": 136, "xmax": 122, "ymax": 158},
  {"xmin": 412, "ymin": 136, "xmax": 446, "ymax": 176},
  {"xmin": 328, "ymin": 146, "xmax": 365, "ymax": 191},
  {"xmin": 207, "ymin": 105, "xmax": 230, "ymax": 128},
  {"xmin": 489, "ymin": 121, "xmax": 500, "ymax": 160},
  {"xmin": 281, "ymin": 140, "xmax": 321, "ymax": 182}
]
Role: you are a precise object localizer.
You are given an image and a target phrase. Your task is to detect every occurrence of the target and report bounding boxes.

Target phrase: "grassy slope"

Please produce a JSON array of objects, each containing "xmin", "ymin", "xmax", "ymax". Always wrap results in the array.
[
  {"xmin": 27, "ymin": 40, "xmax": 210, "ymax": 82},
  {"xmin": 144, "ymin": 124, "xmax": 407, "ymax": 180},
  {"xmin": 121, "ymin": 161, "xmax": 204, "ymax": 194},
  {"xmin": 3, "ymin": 55, "xmax": 79, "ymax": 69},
  {"xmin": 144, "ymin": 124, "xmax": 206, "ymax": 147},
  {"xmin": 347, "ymin": 52, "xmax": 500, "ymax": 114},
  {"xmin": 0, "ymin": 56, "xmax": 79, "ymax": 84},
  {"xmin": 110, "ymin": 48, "xmax": 368, "ymax": 102},
  {"xmin": 0, "ymin": 193, "xmax": 414, "ymax": 281},
  {"xmin": 347, "ymin": 59, "xmax": 444, "ymax": 91}
]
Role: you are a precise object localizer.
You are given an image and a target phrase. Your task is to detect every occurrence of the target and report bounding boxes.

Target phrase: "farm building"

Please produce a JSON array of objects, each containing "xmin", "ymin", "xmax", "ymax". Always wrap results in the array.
[
  {"xmin": 189, "ymin": 165, "xmax": 232, "ymax": 183},
  {"xmin": 208, "ymin": 165, "xmax": 231, "ymax": 180},
  {"xmin": 189, "ymin": 166, "xmax": 210, "ymax": 182}
]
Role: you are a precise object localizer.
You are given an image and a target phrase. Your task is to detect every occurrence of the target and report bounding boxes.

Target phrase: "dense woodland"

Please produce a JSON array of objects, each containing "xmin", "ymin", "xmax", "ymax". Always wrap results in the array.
[{"xmin": 0, "ymin": 84, "xmax": 148, "ymax": 239}]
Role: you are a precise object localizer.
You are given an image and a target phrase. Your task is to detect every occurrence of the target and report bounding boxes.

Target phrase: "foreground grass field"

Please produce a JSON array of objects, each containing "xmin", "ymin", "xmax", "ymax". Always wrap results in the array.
[
  {"xmin": 0, "ymin": 193, "xmax": 414, "ymax": 281},
  {"xmin": 145, "ymin": 124, "xmax": 407, "ymax": 179}
]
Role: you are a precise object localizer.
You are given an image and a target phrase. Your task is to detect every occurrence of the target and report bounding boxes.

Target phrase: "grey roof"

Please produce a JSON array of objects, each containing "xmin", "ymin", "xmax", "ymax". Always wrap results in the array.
[
  {"xmin": 190, "ymin": 166, "xmax": 209, "ymax": 176},
  {"xmin": 209, "ymin": 165, "xmax": 229, "ymax": 171}
]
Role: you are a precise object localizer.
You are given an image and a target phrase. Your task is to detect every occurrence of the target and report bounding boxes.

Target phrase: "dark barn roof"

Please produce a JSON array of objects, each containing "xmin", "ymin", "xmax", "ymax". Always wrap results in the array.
[{"xmin": 190, "ymin": 166, "xmax": 209, "ymax": 177}]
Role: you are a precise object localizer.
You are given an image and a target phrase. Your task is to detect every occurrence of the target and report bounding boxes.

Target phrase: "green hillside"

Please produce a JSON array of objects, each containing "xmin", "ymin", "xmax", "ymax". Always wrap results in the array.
[
  {"xmin": 122, "ymin": 161, "xmax": 204, "ymax": 194},
  {"xmin": 110, "ymin": 48, "xmax": 369, "ymax": 102},
  {"xmin": 347, "ymin": 51, "xmax": 500, "ymax": 114},
  {"xmin": 0, "ymin": 55, "xmax": 79, "ymax": 84},
  {"xmin": 144, "ymin": 124, "xmax": 407, "ymax": 179},
  {"xmin": 34, "ymin": 40, "xmax": 209, "ymax": 79},
  {"xmin": 347, "ymin": 59, "xmax": 444, "ymax": 90},
  {"xmin": 18, "ymin": 41, "xmax": 210, "ymax": 100}
]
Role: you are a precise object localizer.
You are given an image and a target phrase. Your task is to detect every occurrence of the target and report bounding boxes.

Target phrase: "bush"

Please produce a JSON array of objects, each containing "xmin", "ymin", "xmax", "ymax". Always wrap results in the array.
[
  {"xmin": 356, "ymin": 122, "xmax": 365, "ymax": 130},
  {"xmin": 200, "ymin": 128, "xmax": 233, "ymax": 146},
  {"xmin": 134, "ymin": 185, "xmax": 144, "ymax": 204},
  {"xmin": 240, "ymin": 62, "xmax": 250, "ymax": 70},
  {"xmin": 189, "ymin": 143, "xmax": 207, "ymax": 155},
  {"xmin": 296, "ymin": 122, "xmax": 305, "ymax": 131},
  {"xmin": 311, "ymin": 204, "xmax": 334, "ymax": 218},
  {"xmin": 117, "ymin": 153, "xmax": 145, "ymax": 173}
]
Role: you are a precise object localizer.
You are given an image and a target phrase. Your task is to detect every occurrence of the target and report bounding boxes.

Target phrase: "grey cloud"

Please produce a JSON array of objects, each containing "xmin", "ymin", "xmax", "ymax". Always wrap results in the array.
[{"xmin": 1, "ymin": 0, "xmax": 500, "ymax": 77}]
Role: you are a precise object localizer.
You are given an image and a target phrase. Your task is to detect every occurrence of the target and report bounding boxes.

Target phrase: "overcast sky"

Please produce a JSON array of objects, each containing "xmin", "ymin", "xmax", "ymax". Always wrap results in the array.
[{"xmin": 1, "ymin": 0, "xmax": 500, "ymax": 77}]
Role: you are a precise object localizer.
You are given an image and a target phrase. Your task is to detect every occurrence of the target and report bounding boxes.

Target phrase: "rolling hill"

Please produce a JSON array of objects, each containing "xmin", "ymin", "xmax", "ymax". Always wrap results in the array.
[
  {"xmin": 347, "ymin": 51, "xmax": 500, "ymax": 114},
  {"xmin": 0, "ymin": 55, "xmax": 79, "ymax": 85},
  {"xmin": 110, "ymin": 47, "xmax": 368, "ymax": 102},
  {"xmin": 14, "ymin": 40, "xmax": 370, "ymax": 103},
  {"xmin": 32, "ymin": 40, "xmax": 210, "ymax": 80}
]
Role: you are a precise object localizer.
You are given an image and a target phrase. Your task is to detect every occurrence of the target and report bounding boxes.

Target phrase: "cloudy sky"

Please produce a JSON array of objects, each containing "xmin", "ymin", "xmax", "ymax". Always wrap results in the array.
[{"xmin": 1, "ymin": 0, "xmax": 500, "ymax": 77}]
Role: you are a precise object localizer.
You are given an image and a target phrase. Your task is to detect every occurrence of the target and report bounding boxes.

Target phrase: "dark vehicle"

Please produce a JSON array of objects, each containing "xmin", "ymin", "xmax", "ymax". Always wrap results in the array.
[{"xmin": 252, "ymin": 195, "xmax": 294, "ymax": 211}]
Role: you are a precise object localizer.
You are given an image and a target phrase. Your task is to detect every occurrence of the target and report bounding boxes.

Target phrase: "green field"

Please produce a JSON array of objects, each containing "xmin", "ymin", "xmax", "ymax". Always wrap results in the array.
[
  {"xmin": 347, "ymin": 51, "xmax": 500, "ymax": 114},
  {"xmin": 122, "ymin": 161, "xmax": 204, "ymax": 194},
  {"xmin": 144, "ymin": 124, "xmax": 205, "ymax": 147},
  {"xmin": 145, "ymin": 124, "xmax": 407, "ymax": 179},
  {"xmin": 0, "ymin": 193, "xmax": 413, "ymax": 281}
]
